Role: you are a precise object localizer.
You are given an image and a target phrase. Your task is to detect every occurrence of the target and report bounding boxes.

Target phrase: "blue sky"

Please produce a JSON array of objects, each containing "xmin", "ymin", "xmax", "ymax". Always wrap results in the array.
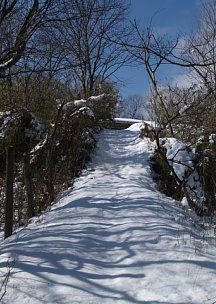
[{"xmin": 116, "ymin": 0, "xmax": 201, "ymax": 98}]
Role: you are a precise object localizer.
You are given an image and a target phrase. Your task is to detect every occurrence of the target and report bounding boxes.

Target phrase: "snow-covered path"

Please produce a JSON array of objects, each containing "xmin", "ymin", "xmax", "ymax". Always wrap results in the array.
[{"xmin": 0, "ymin": 128, "xmax": 216, "ymax": 304}]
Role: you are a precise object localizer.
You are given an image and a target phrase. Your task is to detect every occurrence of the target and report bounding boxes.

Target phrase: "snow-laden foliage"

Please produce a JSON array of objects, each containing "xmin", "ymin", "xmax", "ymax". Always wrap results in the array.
[
  {"xmin": 0, "ymin": 110, "xmax": 45, "ymax": 142},
  {"xmin": 162, "ymin": 138, "xmax": 203, "ymax": 207},
  {"xmin": 0, "ymin": 95, "xmax": 109, "ymax": 229},
  {"xmin": 209, "ymin": 133, "xmax": 216, "ymax": 145},
  {"xmin": 162, "ymin": 138, "xmax": 194, "ymax": 180},
  {"xmin": 89, "ymin": 94, "xmax": 105, "ymax": 101},
  {"xmin": 63, "ymin": 94, "xmax": 107, "ymax": 120}
]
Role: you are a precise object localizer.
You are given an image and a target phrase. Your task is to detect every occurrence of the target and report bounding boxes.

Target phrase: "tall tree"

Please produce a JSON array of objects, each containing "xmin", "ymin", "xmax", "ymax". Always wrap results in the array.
[
  {"xmin": 184, "ymin": 0, "xmax": 216, "ymax": 94},
  {"xmin": 58, "ymin": 0, "xmax": 130, "ymax": 97}
]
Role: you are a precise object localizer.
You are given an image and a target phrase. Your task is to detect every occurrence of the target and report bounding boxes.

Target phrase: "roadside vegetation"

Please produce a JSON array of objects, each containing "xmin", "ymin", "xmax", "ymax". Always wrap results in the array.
[
  {"xmin": 0, "ymin": 0, "xmax": 127, "ymax": 239},
  {"xmin": 1, "ymin": 0, "xmax": 216, "ymax": 240},
  {"xmin": 124, "ymin": 0, "xmax": 216, "ymax": 217}
]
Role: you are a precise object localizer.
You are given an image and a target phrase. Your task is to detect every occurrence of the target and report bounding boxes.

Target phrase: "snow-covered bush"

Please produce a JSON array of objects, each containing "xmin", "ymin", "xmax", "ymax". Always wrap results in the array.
[
  {"xmin": 27, "ymin": 96, "xmax": 100, "ymax": 213},
  {"xmin": 151, "ymin": 136, "xmax": 209, "ymax": 216},
  {"xmin": 144, "ymin": 83, "xmax": 216, "ymax": 216},
  {"xmin": 0, "ymin": 95, "xmax": 103, "ymax": 231},
  {"xmin": 150, "ymin": 148, "xmax": 182, "ymax": 200},
  {"xmin": 0, "ymin": 109, "xmax": 45, "ymax": 229}
]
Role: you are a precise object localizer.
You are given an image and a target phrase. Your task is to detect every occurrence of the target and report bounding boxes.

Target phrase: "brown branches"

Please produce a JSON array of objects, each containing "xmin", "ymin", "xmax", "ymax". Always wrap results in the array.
[{"xmin": 0, "ymin": 0, "xmax": 52, "ymax": 73}]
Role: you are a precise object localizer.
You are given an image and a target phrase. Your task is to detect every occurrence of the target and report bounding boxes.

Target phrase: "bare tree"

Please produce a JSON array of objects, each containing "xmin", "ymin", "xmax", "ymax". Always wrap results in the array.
[
  {"xmin": 120, "ymin": 19, "xmax": 216, "ymax": 214},
  {"xmin": 119, "ymin": 94, "xmax": 145, "ymax": 119},
  {"xmin": 0, "ymin": 0, "xmax": 53, "ymax": 239},
  {"xmin": 57, "ymin": 0, "xmax": 130, "ymax": 97},
  {"xmin": 0, "ymin": 0, "xmax": 53, "ymax": 76},
  {"xmin": 126, "ymin": 23, "xmax": 179, "ymax": 134},
  {"xmin": 184, "ymin": 0, "xmax": 216, "ymax": 95}
]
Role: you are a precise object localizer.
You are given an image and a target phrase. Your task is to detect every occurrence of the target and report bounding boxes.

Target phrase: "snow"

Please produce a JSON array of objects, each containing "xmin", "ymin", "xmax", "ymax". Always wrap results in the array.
[
  {"xmin": 89, "ymin": 94, "xmax": 105, "ymax": 101},
  {"xmin": 163, "ymin": 138, "xmax": 194, "ymax": 181},
  {"xmin": 24, "ymin": 115, "xmax": 45, "ymax": 140},
  {"xmin": 181, "ymin": 196, "xmax": 189, "ymax": 207},
  {"xmin": 114, "ymin": 117, "xmax": 142, "ymax": 123},
  {"xmin": 0, "ymin": 58, "xmax": 13, "ymax": 68},
  {"xmin": 162, "ymin": 138, "xmax": 203, "ymax": 205},
  {"xmin": 179, "ymin": 104, "xmax": 188, "ymax": 116},
  {"xmin": 64, "ymin": 94, "xmax": 105, "ymax": 110},
  {"xmin": 126, "ymin": 122, "xmax": 143, "ymax": 131},
  {"xmin": 74, "ymin": 99, "xmax": 87, "ymax": 107},
  {"xmin": 0, "ymin": 113, "xmax": 15, "ymax": 139},
  {"xmin": 114, "ymin": 118, "xmax": 156, "ymax": 128},
  {"xmin": 78, "ymin": 106, "xmax": 94, "ymax": 118},
  {"xmin": 63, "ymin": 101, "xmax": 75, "ymax": 109},
  {"xmin": 114, "ymin": 119, "xmax": 157, "ymax": 133},
  {"xmin": 30, "ymin": 134, "xmax": 48, "ymax": 157},
  {"xmin": 0, "ymin": 111, "xmax": 10, "ymax": 117},
  {"xmin": 209, "ymin": 133, "xmax": 216, "ymax": 144},
  {"xmin": 0, "ymin": 127, "xmax": 216, "ymax": 303}
]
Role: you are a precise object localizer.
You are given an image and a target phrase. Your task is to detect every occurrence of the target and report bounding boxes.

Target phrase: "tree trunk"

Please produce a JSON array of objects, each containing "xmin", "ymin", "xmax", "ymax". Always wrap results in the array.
[
  {"xmin": 24, "ymin": 152, "xmax": 35, "ymax": 218},
  {"xmin": 4, "ymin": 146, "xmax": 15, "ymax": 239},
  {"xmin": 46, "ymin": 156, "xmax": 55, "ymax": 203},
  {"xmin": 46, "ymin": 103, "xmax": 64, "ymax": 202}
]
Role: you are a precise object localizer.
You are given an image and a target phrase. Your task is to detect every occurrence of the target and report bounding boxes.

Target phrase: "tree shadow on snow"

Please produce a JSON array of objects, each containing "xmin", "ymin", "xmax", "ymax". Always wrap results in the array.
[{"xmin": 0, "ymin": 129, "xmax": 215, "ymax": 303}]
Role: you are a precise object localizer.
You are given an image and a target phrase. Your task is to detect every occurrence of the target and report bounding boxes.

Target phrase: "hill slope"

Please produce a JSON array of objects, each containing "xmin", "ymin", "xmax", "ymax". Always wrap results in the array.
[{"xmin": 0, "ymin": 127, "xmax": 216, "ymax": 304}]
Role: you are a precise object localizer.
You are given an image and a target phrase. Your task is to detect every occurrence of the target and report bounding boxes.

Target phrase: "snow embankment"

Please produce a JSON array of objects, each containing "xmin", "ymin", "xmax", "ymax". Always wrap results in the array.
[{"xmin": 0, "ymin": 126, "xmax": 216, "ymax": 304}]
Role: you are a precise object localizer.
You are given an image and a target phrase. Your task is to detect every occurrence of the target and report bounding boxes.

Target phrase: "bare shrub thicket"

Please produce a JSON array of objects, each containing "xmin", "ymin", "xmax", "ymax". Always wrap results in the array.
[
  {"xmin": 124, "ymin": 1, "xmax": 216, "ymax": 216},
  {"xmin": 0, "ymin": 0, "xmax": 129, "ymax": 238},
  {"xmin": 0, "ymin": 89, "xmax": 116, "ymax": 234}
]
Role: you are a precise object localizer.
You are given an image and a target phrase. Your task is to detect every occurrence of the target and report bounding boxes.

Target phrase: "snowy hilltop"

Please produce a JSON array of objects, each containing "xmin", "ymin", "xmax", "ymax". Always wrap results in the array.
[{"xmin": 0, "ymin": 125, "xmax": 216, "ymax": 303}]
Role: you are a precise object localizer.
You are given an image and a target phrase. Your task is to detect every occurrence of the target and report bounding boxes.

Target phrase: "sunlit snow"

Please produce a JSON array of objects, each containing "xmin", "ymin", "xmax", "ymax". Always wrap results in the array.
[{"xmin": 0, "ymin": 126, "xmax": 215, "ymax": 304}]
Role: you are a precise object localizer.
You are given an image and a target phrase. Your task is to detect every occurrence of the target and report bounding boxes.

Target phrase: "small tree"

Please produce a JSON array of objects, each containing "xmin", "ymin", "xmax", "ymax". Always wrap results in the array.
[
  {"xmin": 184, "ymin": 0, "xmax": 216, "ymax": 94},
  {"xmin": 119, "ymin": 95, "xmax": 145, "ymax": 119}
]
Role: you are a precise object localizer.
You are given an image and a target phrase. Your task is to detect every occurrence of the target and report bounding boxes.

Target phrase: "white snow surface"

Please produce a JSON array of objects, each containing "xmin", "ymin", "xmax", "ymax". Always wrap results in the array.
[
  {"xmin": 64, "ymin": 94, "xmax": 105, "ymax": 110},
  {"xmin": 163, "ymin": 137, "xmax": 195, "ymax": 181},
  {"xmin": 89, "ymin": 94, "xmax": 105, "ymax": 101},
  {"xmin": 114, "ymin": 118, "xmax": 156, "ymax": 129},
  {"xmin": 0, "ymin": 127, "xmax": 216, "ymax": 304},
  {"xmin": 114, "ymin": 118, "xmax": 143, "ymax": 123},
  {"xmin": 209, "ymin": 133, "xmax": 216, "ymax": 144},
  {"xmin": 74, "ymin": 99, "xmax": 87, "ymax": 107},
  {"xmin": 126, "ymin": 122, "xmax": 143, "ymax": 132}
]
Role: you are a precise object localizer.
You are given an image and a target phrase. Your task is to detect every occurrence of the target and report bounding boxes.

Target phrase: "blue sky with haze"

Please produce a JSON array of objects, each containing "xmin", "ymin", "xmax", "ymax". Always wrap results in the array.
[{"xmin": 116, "ymin": 0, "xmax": 201, "ymax": 98}]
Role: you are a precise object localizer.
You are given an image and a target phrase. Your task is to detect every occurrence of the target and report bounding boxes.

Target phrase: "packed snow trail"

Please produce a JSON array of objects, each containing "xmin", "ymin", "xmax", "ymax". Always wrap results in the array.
[{"xmin": 0, "ymin": 127, "xmax": 216, "ymax": 304}]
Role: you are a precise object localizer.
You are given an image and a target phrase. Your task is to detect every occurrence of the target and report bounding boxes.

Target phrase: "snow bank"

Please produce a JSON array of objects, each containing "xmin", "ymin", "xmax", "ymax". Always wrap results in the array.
[
  {"xmin": 114, "ymin": 117, "xmax": 142, "ymax": 124},
  {"xmin": 126, "ymin": 121, "xmax": 157, "ymax": 133},
  {"xmin": 126, "ymin": 122, "xmax": 143, "ymax": 131},
  {"xmin": 89, "ymin": 94, "xmax": 105, "ymax": 101},
  {"xmin": 162, "ymin": 137, "xmax": 203, "ymax": 205}
]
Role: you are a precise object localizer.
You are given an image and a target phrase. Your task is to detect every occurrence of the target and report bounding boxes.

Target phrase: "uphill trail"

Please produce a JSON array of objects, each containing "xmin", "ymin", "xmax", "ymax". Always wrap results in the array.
[{"xmin": 0, "ymin": 127, "xmax": 216, "ymax": 304}]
